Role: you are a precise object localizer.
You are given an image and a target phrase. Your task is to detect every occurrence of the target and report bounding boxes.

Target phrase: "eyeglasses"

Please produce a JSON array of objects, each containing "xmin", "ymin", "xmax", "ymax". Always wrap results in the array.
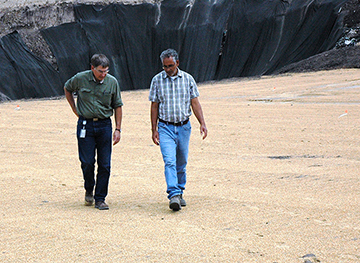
[
  {"xmin": 95, "ymin": 67, "xmax": 109, "ymax": 74},
  {"xmin": 163, "ymin": 64, "xmax": 175, "ymax": 69}
]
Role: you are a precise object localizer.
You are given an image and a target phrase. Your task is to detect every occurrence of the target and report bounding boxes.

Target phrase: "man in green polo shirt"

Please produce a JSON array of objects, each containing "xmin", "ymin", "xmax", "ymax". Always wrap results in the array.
[{"xmin": 64, "ymin": 54, "xmax": 123, "ymax": 210}]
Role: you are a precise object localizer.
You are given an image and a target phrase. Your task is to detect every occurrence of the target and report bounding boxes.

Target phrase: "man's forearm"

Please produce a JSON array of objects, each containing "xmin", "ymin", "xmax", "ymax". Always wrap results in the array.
[
  {"xmin": 64, "ymin": 88, "xmax": 78, "ymax": 117},
  {"xmin": 191, "ymin": 97, "xmax": 206, "ymax": 126},
  {"xmin": 114, "ymin": 106, "xmax": 122, "ymax": 130},
  {"xmin": 150, "ymin": 102, "xmax": 159, "ymax": 131}
]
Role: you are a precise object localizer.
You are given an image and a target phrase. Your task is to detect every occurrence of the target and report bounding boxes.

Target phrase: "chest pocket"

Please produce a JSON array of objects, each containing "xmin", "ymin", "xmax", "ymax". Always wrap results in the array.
[
  {"xmin": 78, "ymin": 88, "xmax": 92, "ymax": 102},
  {"xmin": 98, "ymin": 91, "xmax": 112, "ymax": 106}
]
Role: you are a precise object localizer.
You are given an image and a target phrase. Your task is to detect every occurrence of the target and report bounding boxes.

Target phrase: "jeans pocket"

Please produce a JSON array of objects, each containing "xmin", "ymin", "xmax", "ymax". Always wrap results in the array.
[
  {"xmin": 183, "ymin": 122, "xmax": 191, "ymax": 131},
  {"xmin": 158, "ymin": 121, "xmax": 166, "ymax": 128}
]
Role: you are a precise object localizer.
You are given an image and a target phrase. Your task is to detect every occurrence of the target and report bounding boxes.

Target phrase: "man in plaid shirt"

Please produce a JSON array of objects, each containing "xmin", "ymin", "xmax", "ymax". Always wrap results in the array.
[{"xmin": 149, "ymin": 48, "xmax": 208, "ymax": 211}]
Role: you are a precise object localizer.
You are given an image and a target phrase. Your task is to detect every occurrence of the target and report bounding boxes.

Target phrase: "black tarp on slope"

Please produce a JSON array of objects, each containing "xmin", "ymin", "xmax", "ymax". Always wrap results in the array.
[
  {"xmin": 115, "ymin": 3, "xmax": 159, "ymax": 90},
  {"xmin": 182, "ymin": 0, "xmax": 233, "ymax": 82},
  {"xmin": 216, "ymin": 0, "xmax": 347, "ymax": 79},
  {"xmin": 1, "ymin": 0, "xmax": 348, "ymax": 100},
  {"xmin": 43, "ymin": 0, "xmax": 349, "ymax": 86},
  {"xmin": 73, "ymin": 4, "xmax": 131, "ymax": 89},
  {"xmin": 0, "ymin": 41, "xmax": 20, "ymax": 100},
  {"xmin": 43, "ymin": 3, "xmax": 159, "ymax": 90},
  {"xmin": 40, "ymin": 22, "xmax": 90, "ymax": 83},
  {"xmin": 274, "ymin": 0, "xmax": 346, "ymax": 71},
  {"xmin": 0, "ymin": 91, "xmax": 10, "ymax": 101},
  {"xmin": 0, "ymin": 32, "xmax": 63, "ymax": 100},
  {"xmin": 151, "ymin": 0, "xmax": 190, "ymax": 69}
]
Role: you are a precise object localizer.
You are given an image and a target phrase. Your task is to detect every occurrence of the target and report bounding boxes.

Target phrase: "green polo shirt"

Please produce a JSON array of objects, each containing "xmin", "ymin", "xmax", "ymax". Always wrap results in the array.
[{"xmin": 65, "ymin": 70, "xmax": 123, "ymax": 119}]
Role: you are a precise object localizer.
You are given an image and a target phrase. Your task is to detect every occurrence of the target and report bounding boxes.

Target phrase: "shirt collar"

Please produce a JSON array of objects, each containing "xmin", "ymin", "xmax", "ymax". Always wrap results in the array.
[
  {"xmin": 87, "ymin": 70, "xmax": 105, "ymax": 84},
  {"xmin": 162, "ymin": 68, "xmax": 183, "ymax": 79}
]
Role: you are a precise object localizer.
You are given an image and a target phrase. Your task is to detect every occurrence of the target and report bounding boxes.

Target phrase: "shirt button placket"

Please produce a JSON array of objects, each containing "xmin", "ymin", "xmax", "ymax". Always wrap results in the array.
[{"xmin": 171, "ymin": 79, "xmax": 176, "ymax": 123}]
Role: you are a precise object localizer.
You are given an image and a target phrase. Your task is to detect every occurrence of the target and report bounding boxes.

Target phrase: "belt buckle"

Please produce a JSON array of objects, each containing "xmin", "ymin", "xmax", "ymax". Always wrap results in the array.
[{"xmin": 93, "ymin": 118, "xmax": 99, "ymax": 121}]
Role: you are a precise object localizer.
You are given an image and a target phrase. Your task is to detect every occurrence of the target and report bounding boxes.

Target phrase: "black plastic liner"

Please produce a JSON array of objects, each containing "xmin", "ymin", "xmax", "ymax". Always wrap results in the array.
[
  {"xmin": 0, "ymin": 32, "xmax": 63, "ymax": 100},
  {"xmin": 0, "ymin": 0, "xmax": 347, "ymax": 100},
  {"xmin": 40, "ymin": 22, "xmax": 90, "ymax": 84}
]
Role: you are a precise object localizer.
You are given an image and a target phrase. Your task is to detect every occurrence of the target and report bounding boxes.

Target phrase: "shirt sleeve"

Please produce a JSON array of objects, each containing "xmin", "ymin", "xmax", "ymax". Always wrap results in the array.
[
  {"xmin": 149, "ymin": 77, "xmax": 159, "ymax": 102},
  {"xmin": 189, "ymin": 75, "xmax": 199, "ymax": 99},
  {"xmin": 64, "ymin": 74, "xmax": 78, "ymax": 92},
  {"xmin": 112, "ymin": 80, "xmax": 123, "ymax": 108}
]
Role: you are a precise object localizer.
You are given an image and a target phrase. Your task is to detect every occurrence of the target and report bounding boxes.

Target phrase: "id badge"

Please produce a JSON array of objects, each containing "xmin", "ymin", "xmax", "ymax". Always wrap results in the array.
[
  {"xmin": 80, "ymin": 120, "xmax": 86, "ymax": 138},
  {"xmin": 80, "ymin": 129, "xmax": 86, "ymax": 138}
]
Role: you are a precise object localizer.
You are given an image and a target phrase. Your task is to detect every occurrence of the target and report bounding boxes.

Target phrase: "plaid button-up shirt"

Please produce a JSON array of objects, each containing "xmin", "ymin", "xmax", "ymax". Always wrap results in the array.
[{"xmin": 149, "ymin": 69, "xmax": 199, "ymax": 123}]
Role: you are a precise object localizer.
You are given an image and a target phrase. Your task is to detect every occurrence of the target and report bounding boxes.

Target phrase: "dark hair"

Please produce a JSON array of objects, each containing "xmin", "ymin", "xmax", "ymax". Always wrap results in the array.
[
  {"xmin": 160, "ymin": 49, "xmax": 179, "ymax": 63},
  {"xmin": 91, "ymin": 54, "xmax": 110, "ymax": 68}
]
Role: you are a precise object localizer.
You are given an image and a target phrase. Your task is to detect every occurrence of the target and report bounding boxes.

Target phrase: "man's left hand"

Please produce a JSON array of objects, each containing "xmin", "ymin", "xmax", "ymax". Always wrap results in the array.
[
  {"xmin": 113, "ymin": 130, "xmax": 121, "ymax": 145},
  {"xmin": 200, "ymin": 125, "xmax": 208, "ymax": 140}
]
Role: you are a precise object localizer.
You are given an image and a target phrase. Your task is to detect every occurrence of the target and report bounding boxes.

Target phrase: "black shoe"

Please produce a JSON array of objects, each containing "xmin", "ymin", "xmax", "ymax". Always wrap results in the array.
[
  {"xmin": 85, "ymin": 191, "xmax": 94, "ymax": 206},
  {"xmin": 180, "ymin": 194, "xmax": 186, "ymax": 207},
  {"xmin": 169, "ymin": 195, "xmax": 181, "ymax": 211},
  {"xmin": 95, "ymin": 201, "xmax": 109, "ymax": 210}
]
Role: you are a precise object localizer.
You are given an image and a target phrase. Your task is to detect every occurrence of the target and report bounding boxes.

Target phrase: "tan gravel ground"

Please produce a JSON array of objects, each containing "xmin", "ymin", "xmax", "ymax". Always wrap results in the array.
[{"xmin": 0, "ymin": 69, "xmax": 360, "ymax": 262}]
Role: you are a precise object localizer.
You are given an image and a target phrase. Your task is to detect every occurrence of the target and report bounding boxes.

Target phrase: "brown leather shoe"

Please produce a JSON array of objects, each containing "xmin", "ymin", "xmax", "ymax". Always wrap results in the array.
[
  {"xmin": 95, "ymin": 201, "xmax": 109, "ymax": 210},
  {"xmin": 85, "ymin": 191, "xmax": 94, "ymax": 206}
]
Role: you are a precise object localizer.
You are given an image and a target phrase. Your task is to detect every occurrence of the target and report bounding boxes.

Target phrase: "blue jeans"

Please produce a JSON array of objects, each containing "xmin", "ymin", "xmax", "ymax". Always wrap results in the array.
[
  {"xmin": 77, "ymin": 117, "xmax": 112, "ymax": 202},
  {"xmin": 158, "ymin": 121, "xmax": 191, "ymax": 199}
]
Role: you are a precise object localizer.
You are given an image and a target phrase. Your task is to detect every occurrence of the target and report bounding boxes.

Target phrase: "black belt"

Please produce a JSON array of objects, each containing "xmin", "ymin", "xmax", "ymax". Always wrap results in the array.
[
  {"xmin": 159, "ymin": 118, "xmax": 189, "ymax": 126},
  {"xmin": 79, "ymin": 116, "xmax": 109, "ymax": 122}
]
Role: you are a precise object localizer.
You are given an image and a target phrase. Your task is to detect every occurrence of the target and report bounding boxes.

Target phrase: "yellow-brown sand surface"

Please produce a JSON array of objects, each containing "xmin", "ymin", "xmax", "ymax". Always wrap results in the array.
[{"xmin": 1, "ymin": 69, "xmax": 359, "ymax": 262}]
